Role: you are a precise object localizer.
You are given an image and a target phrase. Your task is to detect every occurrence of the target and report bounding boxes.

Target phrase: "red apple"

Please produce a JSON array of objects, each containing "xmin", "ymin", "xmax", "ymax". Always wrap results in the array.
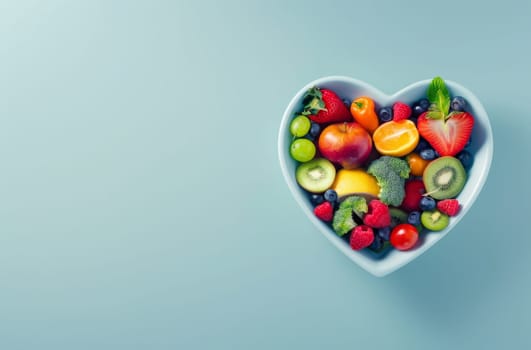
[{"xmin": 318, "ymin": 122, "xmax": 372, "ymax": 169}]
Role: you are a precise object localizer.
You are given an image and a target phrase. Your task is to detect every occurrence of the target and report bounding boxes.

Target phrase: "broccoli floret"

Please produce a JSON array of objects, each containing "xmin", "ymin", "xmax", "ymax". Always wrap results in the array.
[
  {"xmin": 368, "ymin": 156, "xmax": 410, "ymax": 179},
  {"xmin": 367, "ymin": 156, "xmax": 410, "ymax": 206},
  {"xmin": 332, "ymin": 207, "xmax": 356, "ymax": 236},
  {"xmin": 377, "ymin": 171, "xmax": 406, "ymax": 206},
  {"xmin": 332, "ymin": 196, "xmax": 367, "ymax": 236},
  {"xmin": 340, "ymin": 195, "xmax": 368, "ymax": 218}
]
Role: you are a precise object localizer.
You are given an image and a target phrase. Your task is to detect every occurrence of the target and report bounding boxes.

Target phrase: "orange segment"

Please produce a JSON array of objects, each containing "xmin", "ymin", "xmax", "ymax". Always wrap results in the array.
[{"xmin": 373, "ymin": 120, "xmax": 419, "ymax": 157}]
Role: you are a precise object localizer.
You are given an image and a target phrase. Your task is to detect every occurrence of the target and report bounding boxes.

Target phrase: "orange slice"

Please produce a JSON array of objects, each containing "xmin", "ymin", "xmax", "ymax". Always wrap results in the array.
[{"xmin": 373, "ymin": 120, "xmax": 419, "ymax": 157}]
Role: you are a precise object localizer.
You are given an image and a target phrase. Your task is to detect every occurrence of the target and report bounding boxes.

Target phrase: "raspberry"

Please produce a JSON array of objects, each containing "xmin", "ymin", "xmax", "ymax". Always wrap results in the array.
[
  {"xmin": 363, "ymin": 200, "xmax": 391, "ymax": 228},
  {"xmin": 393, "ymin": 102, "xmax": 412, "ymax": 121},
  {"xmin": 314, "ymin": 201, "xmax": 334, "ymax": 222},
  {"xmin": 437, "ymin": 199, "xmax": 460, "ymax": 216},
  {"xmin": 350, "ymin": 225, "xmax": 374, "ymax": 250},
  {"xmin": 401, "ymin": 180, "xmax": 425, "ymax": 212}
]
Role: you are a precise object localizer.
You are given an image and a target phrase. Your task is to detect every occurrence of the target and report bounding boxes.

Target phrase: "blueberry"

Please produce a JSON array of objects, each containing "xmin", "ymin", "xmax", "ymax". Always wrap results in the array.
[
  {"xmin": 415, "ymin": 139, "xmax": 429, "ymax": 153},
  {"xmin": 418, "ymin": 98, "xmax": 430, "ymax": 110},
  {"xmin": 419, "ymin": 197, "xmax": 436, "ymax": 211},
  {"xmin": 457, "ymin": 150, "xmax": 474, "ymax": 170},
  {"xmin": 420, "ymin": 148, "xmax": 437, "ymax": 160},
  {"xmin": 408, "ymin": 211, "xmax": 421, "ymax": 226},
  {"xmin": 343, "ymin": 98, "xmax": 351, "ymax": 107},
  {"xmin": 377, "ymin": 227, "xmax": 391, "ymax": 241},
  {"xmin": 413, "ymin": 104, "xmax": 426, "ymax": 116},
  {"xmin": 369, "ymin": 235, "xmax": 384, "ymax": 252},
  {"xmin": 451, "ymin": 96, "xmax": 467, "ymax": 111},
  {"xmin": 310, "ymin": 194, "xmax": 325, "ymax": 206},
  {"xmin": 309, "ymin": 122, "xmax": 321, "ymax": 138},
  {"xmin": 323, "ymin": 189, "xmax": 338, "ymax": 203},
  {"xmin": 378, "ymin": 107, "xmax": 393, "ymax": 123}
]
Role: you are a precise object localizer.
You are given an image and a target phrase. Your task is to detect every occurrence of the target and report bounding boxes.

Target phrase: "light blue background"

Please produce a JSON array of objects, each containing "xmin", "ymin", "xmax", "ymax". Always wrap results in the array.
[{"xmin": 1, "ymin": 1, "xmax": 529, "ymax": 349}]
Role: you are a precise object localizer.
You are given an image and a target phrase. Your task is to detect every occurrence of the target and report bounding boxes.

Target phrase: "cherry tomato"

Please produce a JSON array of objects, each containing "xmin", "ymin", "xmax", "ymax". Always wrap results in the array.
[
  {"xmin": 390, "ymin": 224, "xmax": 419, "ymax": 251},
  {"xmin": 407, "ymin": 152, "xmax": 429, "ymax": 177}
]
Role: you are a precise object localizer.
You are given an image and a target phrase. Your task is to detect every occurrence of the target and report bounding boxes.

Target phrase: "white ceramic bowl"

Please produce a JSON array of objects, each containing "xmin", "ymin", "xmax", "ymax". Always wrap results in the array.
[{"xmin": 278, "ymin": 76, "xmax": 493, "ymax": 277}]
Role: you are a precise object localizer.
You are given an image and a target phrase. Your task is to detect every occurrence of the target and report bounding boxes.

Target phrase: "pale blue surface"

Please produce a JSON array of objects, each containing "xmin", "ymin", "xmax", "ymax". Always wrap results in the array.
[{"xmin": 0, "ymin": 1, "xmax": 530, "ymax": 349}]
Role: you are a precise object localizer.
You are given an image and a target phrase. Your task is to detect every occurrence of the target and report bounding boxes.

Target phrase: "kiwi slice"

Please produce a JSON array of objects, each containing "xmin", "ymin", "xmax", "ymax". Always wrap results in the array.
[
  {"xmin": 421, "ymin": 209, "xmax": 449, "ymax": 231},
  {"xmin": 423, "ymin": 156, "xmax": 466, "ymax": 200},
  {"xmin": 296, "ymin": 158, "xmax": 336, "ymax": 193}
]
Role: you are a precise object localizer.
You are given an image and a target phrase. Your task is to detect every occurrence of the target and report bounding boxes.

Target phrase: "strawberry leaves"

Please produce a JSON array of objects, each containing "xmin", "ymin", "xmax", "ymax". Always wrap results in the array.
[
  {"xmin": 426, "ymin": 77, "xmax": 451, "ymax": 120},
  {"xmin": 302, "ymin": 87, "xmax": 327, "ymax": 116},
  {"xmin": 301, "ymin": 87, "xmax": 351, "ymax": 124}
]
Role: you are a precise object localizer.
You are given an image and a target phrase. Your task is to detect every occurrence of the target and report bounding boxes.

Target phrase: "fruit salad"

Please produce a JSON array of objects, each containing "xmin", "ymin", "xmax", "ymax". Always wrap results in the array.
[{"xmin": 289, "ymin": 77, "xmax": 474, "ymax": 253}]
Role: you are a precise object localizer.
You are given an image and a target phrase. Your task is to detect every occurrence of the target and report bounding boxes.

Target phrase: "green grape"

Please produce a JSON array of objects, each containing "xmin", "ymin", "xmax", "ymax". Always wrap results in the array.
[
  {"xmin": 290, "ymin": 115, "xmax": 311, "ymax": 137},
  {"xmin": 290, "ymin": 138, "xmax": 316, "ymax": 162}
]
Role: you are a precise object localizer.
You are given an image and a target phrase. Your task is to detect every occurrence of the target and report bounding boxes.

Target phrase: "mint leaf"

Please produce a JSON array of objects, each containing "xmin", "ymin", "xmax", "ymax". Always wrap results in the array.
[
  {"xmin": 427, "ymin": 77, "xmax": 450, "ymax": 116},
  {"xmin": 426, "ymin": 110, "xmax": 444, "ymax": 120},
  {"xmin": 424, "ymin": 104, "xmax": 444, "ymax": 120},
  {"xmin": 427, "ymin": 77, "xmax": 444, "ymax": 102},
  {"xmin": 437, "ymin": 89, "xmax": 450, "ymax": 115}
]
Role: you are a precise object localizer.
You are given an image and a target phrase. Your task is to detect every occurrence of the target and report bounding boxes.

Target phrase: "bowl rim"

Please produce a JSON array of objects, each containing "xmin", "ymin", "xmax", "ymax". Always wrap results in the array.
[{"xmin": 278, "ymin": 76, "xmax": 494, "ymax": 277}]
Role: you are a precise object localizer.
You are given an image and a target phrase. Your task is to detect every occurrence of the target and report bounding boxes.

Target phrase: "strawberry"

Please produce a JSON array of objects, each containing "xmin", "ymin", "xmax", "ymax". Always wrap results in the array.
[
  {"xmin": 314, "ymin": 201, "xmax": 334, "ymax": 222},
  {"xmin": 417, "ymin": 111, "xmax": 474, "ymax": 157},
  {"xmin": 437, "ymin": 199, "xmax": 460, "ymax": 216},
  {"xmin": 302, "ymin": 87, "xmax": 352, "ymax": 124},
  {"xmin": 417, "ymin": 77, "xmax": 474, "ymax": 156},
  {"xmin": 392, "ymin": 102, "xmax": 411, "ymax": 121}
]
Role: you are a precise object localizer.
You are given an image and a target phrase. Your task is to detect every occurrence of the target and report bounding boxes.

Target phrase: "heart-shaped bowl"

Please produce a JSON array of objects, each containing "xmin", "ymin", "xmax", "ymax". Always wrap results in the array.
[{"xmin": 278, "ymin": 76, "xmax": 493, "ymax": 277}]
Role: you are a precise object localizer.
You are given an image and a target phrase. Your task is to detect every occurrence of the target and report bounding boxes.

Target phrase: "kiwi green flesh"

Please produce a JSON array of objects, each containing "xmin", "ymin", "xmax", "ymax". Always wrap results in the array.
[
  {"xmin": 296, "ymin": 158, "xmax": 336, "ymax": 193},
  {"xmin": 421, "ymin": 210, "xmax": 449, "ymax": 231},
  {"xmin": 423, "ymin": 156, "xmax": 466, "ymax": 200}
]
